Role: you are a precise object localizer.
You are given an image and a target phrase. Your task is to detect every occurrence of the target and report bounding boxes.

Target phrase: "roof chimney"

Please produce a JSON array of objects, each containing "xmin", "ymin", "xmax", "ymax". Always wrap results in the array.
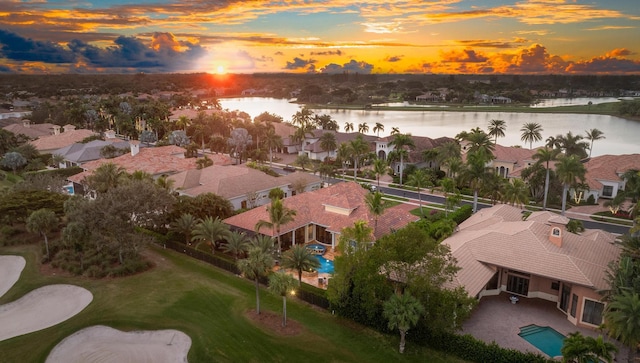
[
  {"xmin": 547, "ymin": 215, "xmax": 569, "ymax": 248},
  {"xmin": 53, "ymin": 125, "xmax": 61, "ymax": 135},
  {"xmin": 104, "ymin": 129, "xmax": 116, "ymax": 139},
  {"xmin": 22, "ymin": 119, "xmax": 31, "ymax": 127},
  {"xmin": 129, "ymin": 140, "xmax": 140, "ymax": 156}
]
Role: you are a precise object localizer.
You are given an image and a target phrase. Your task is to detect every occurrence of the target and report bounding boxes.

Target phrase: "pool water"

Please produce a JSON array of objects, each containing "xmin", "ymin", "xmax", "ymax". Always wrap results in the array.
[
  {"xmin": 518, "ymin": 325, "xmax": 565, "ymax": 358},
  {"xmin": 314, "ymin": 255, "xmax": 334, "ymax": 274}
]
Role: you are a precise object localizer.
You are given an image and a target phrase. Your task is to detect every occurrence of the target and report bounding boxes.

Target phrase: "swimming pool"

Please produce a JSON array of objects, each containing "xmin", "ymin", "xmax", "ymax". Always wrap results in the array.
[
  {"xmin": 306, "ymin": 243, "xmax": 326, "ymax": 255},
  {"xmin": 518, "ymin": 325, "xmax": 565, "ymax": 358},
  {"xmin": 314, "ymin": 255, "xmax": 334, "ymax": 274}
]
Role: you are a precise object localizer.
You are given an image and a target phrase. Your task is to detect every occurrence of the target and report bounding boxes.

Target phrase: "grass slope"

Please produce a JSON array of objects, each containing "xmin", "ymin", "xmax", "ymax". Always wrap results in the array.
[{"xmin": 0, "ymin": 244, "xmax": 466, "ymax": 363}]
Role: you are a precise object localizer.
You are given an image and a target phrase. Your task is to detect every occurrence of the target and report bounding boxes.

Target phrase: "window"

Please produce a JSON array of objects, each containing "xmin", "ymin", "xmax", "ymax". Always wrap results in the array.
[
  {"xmin": 602, "ymin": 185, "xmax": 614, "ymax": 197},
  {"xmin": 570, "ymin": 294, "xmax": 578, "ymax": 318},
  {"xmin": 551, "ymin": 282, "xmax": 560, "ymax": 291},
  {"xmin": 582, "ymin": 299, "xmax": 604, "ymax": 325},
  {"xmin": 552, "ymin": 227, "xmax": 561, "ymax": 236},
  {"xmin": 560, "ymin": 283, "xmax": 571, "ymax": 312},
  {"xmin": 506, "ymin": 274, "xmax": 529, "ymax": 296}
]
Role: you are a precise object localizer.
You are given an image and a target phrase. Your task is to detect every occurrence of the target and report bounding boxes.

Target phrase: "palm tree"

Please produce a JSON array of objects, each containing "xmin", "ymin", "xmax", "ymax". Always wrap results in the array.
[
  {"xmin": 344, "ymin": 122, "xmax": 354, "ymax": 132},
  {"xmin": 555, "ymin": 154, "xmax": 586, "ymax": 216},
  {"xmin": 156, "ymin": 175, "xmax": 175, "ymax": 191},
  {"xmin": 533, "ymin": 147, "xmax": 560, "ymax": 210},
  {"xmin": 562, "ymin": 332, "xmax": 617, "ymax": 363},
  {"xmin": 373, "ymin": 122, "xmax": 385, "ymax": 137},
  {"xmin": 86, "ymin": 162, "xmax": 128, "ymax": 194},
  {"xmin": 383, "ymin": 293, "xmax": 425, "ymax": 354},
  {"xmin": 319, "ymin": 132, "xmax": 337, "ymax": 158},
  {"xmin": 358, "ymin": 122, "xmax": 369, "ymax": 134},
  {"xmin": 389, "ymin": 133, "xmax": 415, "ymax": 185},
  {"xmin": 604, "ymin": 291, "xmax": 640, "ymax": 363},
  {"xmin": 26, "ymin": 208, "xmax": 58, "ymax": 260},
  {"xmin": 546, "ymin": 135, "xmax": 562, "ymax": 149},
  {"xmin": 463, "ymin": 129, "xmax": 495, "ymax": 162},
  {"xmin": 373, "ymin": 158, "xmax": 388, "ymax": 187},
  {"xmin": 460, "ymin": 152, "xmax": 492, "ymax": 213},
  {"xmin": 280, "ymin": 245, "xmax": 320, "ymax": 284},
  {"xmin": 191, "ymin": 216, "xmax": 231, "ymax": 254},
  {"xmin": 501, "ymin": 179, "xmax": 529, "ymax": 208},
  {"xmin": 222, "ymin": 231, "xmax": 250, "ymax": 260},
  {"xmin": 176, "ymin": 116, "xmax": 190, "ymax": 131},
  {"xmin": 292, "ymin": 107, "xmax": 314, "ymax": 127},
  {"xmin": 238, "ymin": 247, "xmax": 275, "ymax": 315},
  {"xmin": 349, "ymin": 135, "xmax": 370, "ymax": 179},
  {"xmin": 268, "ymin": 271, "xmax": 297, "ymax": 327},
  {"xmin": 585, "ymin": 128, "xmax": 605, "ymax": 158},
  {"xmin": 250, "ymin": 234, "xmax": 276, "ymax": 255},
  {"xmin": 520, "ymin": 122, "xmax": 543, "ymax": 149},
  {"xmin": 365, "ymin": 191, "xmax": 387, "ymax": 234},
  {"xmin": 171, "ymin": 213, "xmax": 197, "ymax": 245},
  {"xmin": 255, "ymin": 198, "xmax": 296, "ymax": 254},
  {"xmin": 339, "ymin": 220, "xmax": 373, "ymax": 254},
  {"xmin": 487, "ymin": 119, "xmax": 506, "ymax": 145},
  {"xmin": 558, "ymin": 131, "xmax": 590, "ymax": 159},
  {"xmin": 263, "ymin": 126, "xmax": 283, "ymax": 166},
  {"xmin": 407, "ymin": 169, "xmax": 431, "ymax": 217},
  {"xmin": 390, "ymin": 126, "xmax": 400, "ymax": 135}
]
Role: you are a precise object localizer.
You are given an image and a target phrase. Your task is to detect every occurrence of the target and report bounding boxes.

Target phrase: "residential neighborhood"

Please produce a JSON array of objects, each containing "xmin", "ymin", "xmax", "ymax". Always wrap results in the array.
[{"xmin": 1, "ymin": 75, "xmax": 640, "ymax": 362}]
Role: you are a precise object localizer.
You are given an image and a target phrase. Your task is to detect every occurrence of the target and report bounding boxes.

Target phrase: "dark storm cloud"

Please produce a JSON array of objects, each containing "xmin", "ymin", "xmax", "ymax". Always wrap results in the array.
[
  {"xmin": 0, "ymin": 29, "xmax": 207, "ymax": 72},
  {"xmin": 384, "ymin": 55, "xmax": 403, "ymax": 62},
  {"xmin": 284, "ymin": 57, "xmax": 316, "ymax": 70},
  {"xmin": 0, "ymin": 29, "xmax": 75, "ymax": 63},
  {"xmin": 320, "ymin": 59, "xmax": 374, "ymax": 74}
]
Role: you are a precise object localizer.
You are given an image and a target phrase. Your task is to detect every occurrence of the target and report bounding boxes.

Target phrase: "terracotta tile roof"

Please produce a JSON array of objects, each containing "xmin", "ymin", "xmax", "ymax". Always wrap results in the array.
[
  {"xmin": 307, "ymin": 130, "xmax": 378, "ymax": 153},
  {"xmin": 169, "ymin": 165, "xmax": 321, "ymax": 199},
  {"xmin": 224, "ymin": 181, "xmax": 419, "ymax": 240},
  {"xmin": 582, "ymin": 154, "xmax": 640, "ymax": 190},
  {"xmin": 3, "ymin": 122, "xmax": 56, "ymax": 139},
  {"xmin": 407, "ymin": 136, "xmax": 455, "ymax": 163},
  {"xmin": 444, "ymin": 204, "xmax": 620, "ymax": 297},
  {"xmin": 68, "ymin": 145, "xmax": 231, "ymax": 183},
  {"xmin": 29, "ymin": 129, "xmax": 97, "ymax": 151}
]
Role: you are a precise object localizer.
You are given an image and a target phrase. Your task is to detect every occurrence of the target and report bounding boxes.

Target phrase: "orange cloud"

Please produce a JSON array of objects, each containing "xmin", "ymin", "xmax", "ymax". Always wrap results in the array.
[{"xmin": 605, "ymin": 48, "xmax": 633, "ymax": 58}]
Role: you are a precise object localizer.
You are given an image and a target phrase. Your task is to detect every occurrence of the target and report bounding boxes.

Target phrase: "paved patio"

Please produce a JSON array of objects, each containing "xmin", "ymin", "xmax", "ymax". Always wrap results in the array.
[{"xmin": 461, "ymin": 293, "xmax": 629, "ymax": 361}]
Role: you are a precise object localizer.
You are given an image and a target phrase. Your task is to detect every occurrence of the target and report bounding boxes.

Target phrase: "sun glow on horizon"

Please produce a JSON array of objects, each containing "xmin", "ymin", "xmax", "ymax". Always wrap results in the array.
[{"xmin": 216, "ymin": 65, "xmax": 226, "ymax": 74}]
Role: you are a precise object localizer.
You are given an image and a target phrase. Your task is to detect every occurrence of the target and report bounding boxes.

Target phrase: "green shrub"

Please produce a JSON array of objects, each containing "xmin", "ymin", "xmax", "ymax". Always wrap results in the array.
[
  {"xmin": 450, "ymin": 205, "xmax": 473, "ymax": 224},
  {"xmin": 587, "ymin": 194, "xmax": 596, "ymax": 205}
]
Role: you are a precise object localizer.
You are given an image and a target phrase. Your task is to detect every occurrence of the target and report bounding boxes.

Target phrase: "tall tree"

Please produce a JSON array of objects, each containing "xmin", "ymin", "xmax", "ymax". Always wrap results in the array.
[
  {"xmin": 263, "ymin": 126, "xmax": 283, "ymax": 166},
  {"xmin": 407, "ymin": 169, "xmax": 431, "ymax": 217},
  {"xmin": 1, "ymin": 151, "xmax": 27, "ymax": 173},
  {"xmin": 501, "ymin": 178, "xmax": 529, "ymax": 208},
  {"xmin": 373, "ymin": 122, "xmax": 385, "ymax": 137},
  {"xmin": 462, "ymin": 129, "xmax": 495, "ymax": 162},
  {"xmin": 344, "ymin": 122, "xmax": 354, "ymax": 132},
  {"xmin": 555, "ymin": 154, "xmax": 586, "ymax": 216},
  {"xmin": 228, "ymin": 128, "xmax": 253, "ymax": 164},
  {"xmin": 26, "ymin": 208, "xmax": 58, "ymax": 260},
  {"xmin": 255, "ymin": 198, "xmax": 297, "ymax": 254},
  {"xmin": 390, "ymin": 126, "xmax": 400, "ymax": 135},
  {"xmin": 383, "ymin": 293, "xmax": 425, "ymax": 354},
  {"xmin": 487, "ymin": 119, "xmax": 506, "ymax": 145},
  {"xmin": 348, "ymin": 135, "xmax": 370, "ymax": 179},
  {"xmin": 268, "ymin": 271, "xmax": 297, "ymax": 327},
  {"xmin": 585, "ymin": 128, "xmax": 605, "ymax": 158},
  {"xmin": 238, "ymin": 247, "xmax": 275, "ymax": 315},
  {"xmin": 365, "ymin": 191, "xmax": 387, "ymax": 234},
  {"xmin": 604, "ymin": 291, "xmax": 640, "ymax": 363},
  {"xmin": 191, "ymin": 216, "xmax": 231, "ymax": 254},
  {"xmin": 533, "ymin": 147, "xmax": 560, "ymax": 210},
  {"xmin": 520, "ymin": 122, "xmax": 543, "ymax": 149},
  {"xmin": 559, "ymin": 131, "xmax": 590, "ymax": 159},
  {"xmin": 319, "ymin": 132, "xmax": 337, "ymax": 157},
  {"xmin": 460, "ymin": 152, "xmax": 492, "ymax": 213},
  {"xmin": 358, "ymin": 122, "xmax": 369, "ymax": 134},
  {"xmin": 85, "ymin": 162, "xmax": 128, "ymax": 194},
  {"xmin": 280, "ymin": 245, "xmax": 320, "ymax": 284},
  {"xmin": 373, "ymin": 158, "xmax": 388, "ymax": 187},
  {"xmin": 171, "ymin": 213, "xmax": 197, "ymax": 245},
  {"xmin": 389, "ymin": 133, "xmax": 415, "ymax": 185}
]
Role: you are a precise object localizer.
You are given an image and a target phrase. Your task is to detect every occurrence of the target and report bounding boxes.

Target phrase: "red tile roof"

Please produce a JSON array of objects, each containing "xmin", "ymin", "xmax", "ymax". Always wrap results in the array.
[
  {"xmin": 224, "ymin": 181, "xmax": 419, "ymax": 240},
  {"xmin": 29, "ymin": 129, "xmax": 96, "ymax": 151},
  {"xmin": 582, "ymin": 154, "xmax": 640, "ymax": 190}
]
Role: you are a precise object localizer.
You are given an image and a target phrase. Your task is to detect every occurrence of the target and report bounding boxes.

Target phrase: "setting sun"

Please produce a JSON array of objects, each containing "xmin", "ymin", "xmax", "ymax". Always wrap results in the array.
[{"xmin": 216, "ymin": 65, "xmax": 225, "ymax": 74}]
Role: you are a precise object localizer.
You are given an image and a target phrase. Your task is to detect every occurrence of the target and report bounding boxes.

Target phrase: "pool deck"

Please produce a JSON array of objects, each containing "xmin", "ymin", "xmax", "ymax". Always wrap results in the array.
[{"xmin": 461, "ymin": 292, "xmax": 629, "ymax": 361}]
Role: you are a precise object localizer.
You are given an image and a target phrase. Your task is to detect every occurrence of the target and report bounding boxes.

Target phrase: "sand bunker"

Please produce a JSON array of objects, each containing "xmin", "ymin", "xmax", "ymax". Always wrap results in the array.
[
  {"xmin": 0, "ymin": 255, "xmax": 25, "ymax": 297},
  {"xmin": 46, "ymin": 325, "xmax": 192, "ymax": 363},
  {"xmin": 0, "ymin": 284, "xmax": 93, "ymax": 342}
]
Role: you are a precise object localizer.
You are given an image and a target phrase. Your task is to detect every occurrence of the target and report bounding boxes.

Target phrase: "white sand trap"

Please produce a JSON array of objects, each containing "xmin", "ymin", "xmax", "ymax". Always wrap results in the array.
[
  {"xmin": 0, "ymin": 255, "xmax": 26, "ymax": 298},
  {"xmin": 0, "ymin": 284, "xmax": 93, "ymax": 342},
  {"xmin": 46, "ymin": 325, "xmax": 191, "ymax": 363}
]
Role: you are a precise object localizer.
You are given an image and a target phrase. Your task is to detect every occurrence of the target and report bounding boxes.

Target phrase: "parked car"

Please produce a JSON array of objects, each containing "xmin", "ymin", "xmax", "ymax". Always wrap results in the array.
[{"xmin": 283, "ymin": 164, "xmax": 296, "ymax": 172}]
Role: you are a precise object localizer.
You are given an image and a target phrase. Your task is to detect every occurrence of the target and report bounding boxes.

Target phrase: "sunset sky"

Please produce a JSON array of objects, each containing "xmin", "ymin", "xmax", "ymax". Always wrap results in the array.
[{"xmin": 1, "ymin": 0, "xmax": 639, "ymax": 75}]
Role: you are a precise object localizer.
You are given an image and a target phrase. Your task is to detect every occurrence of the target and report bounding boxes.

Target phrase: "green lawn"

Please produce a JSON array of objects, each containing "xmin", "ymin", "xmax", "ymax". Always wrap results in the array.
[{"xmin": 0, "ymin": 244, "xmax": 467, "ymax": 363}]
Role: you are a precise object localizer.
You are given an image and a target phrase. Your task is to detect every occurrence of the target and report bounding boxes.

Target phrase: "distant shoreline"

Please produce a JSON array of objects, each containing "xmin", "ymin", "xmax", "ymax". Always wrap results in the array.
[{"xmin": 299, "ymin": 101, "xmax": 640, "ymax": 122}]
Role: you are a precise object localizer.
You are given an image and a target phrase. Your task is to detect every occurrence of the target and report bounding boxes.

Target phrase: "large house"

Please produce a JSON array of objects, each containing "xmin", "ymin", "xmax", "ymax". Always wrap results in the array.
[
  {"xmin": 303, "ymin": 130, "xmax": 377, "ymax": 161},
  {"xmin": 443, "ymin": 204, "xmax": 620, "ymax": 329},
  {"xmin": 3, "ymin": 120, "xmax": 56, "ymax": 140},
  {"xmin": 581, "ymin": 154, "xmax": 640, "ymax": 202},
  {"xmin": 53, "ymin": 139, "xmax": 131, "ymax": 169},
  {"xmin": 169, "ymin": 165, "xmax": 322, "ymax": 210},
  {"xmin": 29, "ymin": 125, "xmax": 96, "ymax": 153},
  {"xmin": 224, "ymin": 181, "xmax": 419, "ymax": 251}
]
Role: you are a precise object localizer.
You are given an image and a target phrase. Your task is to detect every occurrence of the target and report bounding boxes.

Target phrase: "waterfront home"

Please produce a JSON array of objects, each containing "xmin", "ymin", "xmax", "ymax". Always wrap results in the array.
[
  {"xmin": 443, "ymin": 204, "xmax": 620, "ymax": 329},
  {"xmin": 580, "ymin": 154, "xmax": 640, "ymax": 202}
]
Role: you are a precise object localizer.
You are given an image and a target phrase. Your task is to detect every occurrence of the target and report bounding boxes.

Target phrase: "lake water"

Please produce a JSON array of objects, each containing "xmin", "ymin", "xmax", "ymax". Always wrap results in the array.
[{"xmin": 220, "ymin": 97, "xmax": 640, "ymax": 157}]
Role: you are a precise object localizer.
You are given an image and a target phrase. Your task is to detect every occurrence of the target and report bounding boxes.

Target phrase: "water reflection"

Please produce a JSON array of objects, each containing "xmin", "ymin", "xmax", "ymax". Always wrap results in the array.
[{"xmin": 219, "ymin": 98, "xmax": 639, "ymax": 157}]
